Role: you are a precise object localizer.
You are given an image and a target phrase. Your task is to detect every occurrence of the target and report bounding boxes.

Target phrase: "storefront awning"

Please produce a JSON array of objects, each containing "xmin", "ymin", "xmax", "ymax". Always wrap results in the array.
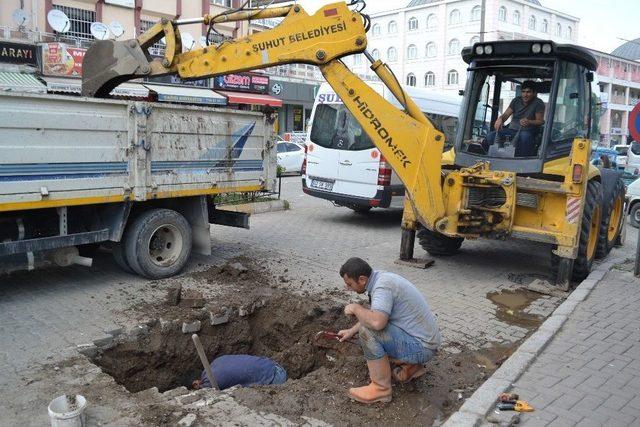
[
  {"xmin": 43, "ymin": 77, "xmax": 149, "ymax": 98},
  {"xmin": 109, "ymin": 83, "xmax": 150, "ymax": 98},
  {"xmin": 0, "ymin": 72, "xmax": 47, "ymax": 94},
  {"xmin": 144, "ymin": 83, "xmax": 227, "ymax": 105},
  {"xmin": 215, "ymin": 90, "xmax": 283, "ymax": 107}
]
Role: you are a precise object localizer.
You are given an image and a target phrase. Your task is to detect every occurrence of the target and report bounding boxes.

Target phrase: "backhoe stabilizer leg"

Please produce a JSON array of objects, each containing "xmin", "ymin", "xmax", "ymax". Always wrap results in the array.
[{"xmin": 555, "ymin": 257, "xmax": 574, "ymax": 291}]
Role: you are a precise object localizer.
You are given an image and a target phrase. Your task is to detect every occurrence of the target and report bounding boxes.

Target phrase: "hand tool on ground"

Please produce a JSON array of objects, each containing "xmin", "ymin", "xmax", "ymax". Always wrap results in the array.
[
  {"xmin": 497, "ymin": 400, "xmax": 534, "ymax": 412},
  {"xmin": 192, "ymin": 333, "xmax": 219, "ymax": 390},
  {"xmin": 314, "ymin": 330, "xmax": 357, "ymax": 344}
]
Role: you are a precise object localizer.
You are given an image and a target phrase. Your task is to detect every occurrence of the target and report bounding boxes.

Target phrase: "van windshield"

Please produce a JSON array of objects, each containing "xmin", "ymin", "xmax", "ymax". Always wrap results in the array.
[
  {"xmin": 615, "ymin": 146, "xmax": 629, "ymax": 156},
  {"xmin": 309, "ymin": 103, "xmax": 374, "ymax": 151}
]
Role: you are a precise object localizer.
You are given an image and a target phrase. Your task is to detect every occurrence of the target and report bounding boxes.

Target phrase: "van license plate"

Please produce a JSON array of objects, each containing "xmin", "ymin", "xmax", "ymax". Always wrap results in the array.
[{"xmin": 310, "ymin": 179, "xmax": 333, "ymax": 191}]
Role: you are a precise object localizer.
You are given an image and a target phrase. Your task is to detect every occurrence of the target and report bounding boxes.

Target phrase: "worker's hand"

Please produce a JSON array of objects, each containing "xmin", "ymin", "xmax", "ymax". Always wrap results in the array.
[
  {"xmin": 494, "ymin": 117, "xmax": 503, "ymax": 131},
  {"xmin": 337, "ymin": 327, "xmax": 357, "ymax": 342},
  {"xmin": 344, "ymin": 303, "xmax": 361, "ymax": 316},
  {"xmin": 519, "ymin": 118, "xmax": 530, "ymax": 127}
]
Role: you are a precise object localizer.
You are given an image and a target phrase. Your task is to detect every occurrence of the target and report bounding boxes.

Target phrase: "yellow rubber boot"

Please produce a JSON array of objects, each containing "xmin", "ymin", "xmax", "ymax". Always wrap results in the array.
[{"xmin": 348, "ymin": 356, "xmax": 392, "ymax": 404}]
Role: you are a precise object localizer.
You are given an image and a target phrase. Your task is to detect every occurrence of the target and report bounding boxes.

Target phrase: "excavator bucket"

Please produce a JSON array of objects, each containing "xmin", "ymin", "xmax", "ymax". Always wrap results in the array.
[{"xmin": 82, "ymin": 39, "xmax": 152, "ymax": 98}]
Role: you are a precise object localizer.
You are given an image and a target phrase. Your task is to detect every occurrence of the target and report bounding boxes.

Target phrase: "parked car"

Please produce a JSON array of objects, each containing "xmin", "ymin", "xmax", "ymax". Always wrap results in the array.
[
  {"xmin": 628, "ymin": 178, "xmax": 640, "ymax": 228},
  {"xmin": 276, "ymin": 140, "xmax": 305, "ymax": 175},
  {"xmin": 614, "ymin": 144, "xmax": 630, "ymax": 170}
]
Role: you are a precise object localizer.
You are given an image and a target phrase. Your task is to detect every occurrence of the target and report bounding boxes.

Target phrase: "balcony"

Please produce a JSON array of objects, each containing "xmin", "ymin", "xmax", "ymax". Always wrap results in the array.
[{"xmin": 1, "ymin": 25, "xmax": 94, "ymax": 48}]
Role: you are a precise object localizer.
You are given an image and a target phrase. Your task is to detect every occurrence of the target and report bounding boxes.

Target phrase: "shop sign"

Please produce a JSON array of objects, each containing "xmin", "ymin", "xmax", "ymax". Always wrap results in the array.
[
  {"xmin": 0, "ymin": 41, "xmax": 37, "ymax": 65},
  {"xmin": 148, "ymin": 74, "xmax": 209, "ymax": 87},
  {"xmin": 214, "ymin": 72, "xmax": 269, "ymax": 94},
  {"xmin": 611, "ymin": 127, "xmax": 623, "ymax": 135},
  {"xmin": 41, "ymin": 43, "xmax": 86, "ymax": 77}
]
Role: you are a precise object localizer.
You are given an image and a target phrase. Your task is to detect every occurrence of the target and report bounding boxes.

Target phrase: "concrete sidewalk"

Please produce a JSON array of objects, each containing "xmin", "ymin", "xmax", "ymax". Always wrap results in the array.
[{"xmin": 511, "ymin": 264, "xmax": 640, "ymax": 426}]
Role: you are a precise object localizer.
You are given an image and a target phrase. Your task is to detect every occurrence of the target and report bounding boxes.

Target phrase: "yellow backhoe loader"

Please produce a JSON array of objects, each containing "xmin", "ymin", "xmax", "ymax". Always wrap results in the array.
[{"xmin": 81, "ymin": 1, "xmax": 625, "ymax": 289}]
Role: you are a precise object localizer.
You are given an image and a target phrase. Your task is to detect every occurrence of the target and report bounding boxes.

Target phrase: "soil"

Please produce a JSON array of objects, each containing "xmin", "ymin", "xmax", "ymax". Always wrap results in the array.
[{"xmin": 91, "ymin": 260, "xmax": 520, "ymax": 426}]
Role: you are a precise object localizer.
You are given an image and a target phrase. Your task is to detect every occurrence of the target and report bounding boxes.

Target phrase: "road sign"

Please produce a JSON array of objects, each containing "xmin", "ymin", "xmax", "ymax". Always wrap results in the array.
[{"xmin": 630, "ymin": 102, "xmax": 640, "ymax": 143}]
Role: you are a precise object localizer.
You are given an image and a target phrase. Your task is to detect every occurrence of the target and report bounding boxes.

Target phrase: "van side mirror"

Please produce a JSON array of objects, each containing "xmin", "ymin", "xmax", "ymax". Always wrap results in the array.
[{"xmin": 586, "ymin": 72, "xmax": 594, "ymax": 82}]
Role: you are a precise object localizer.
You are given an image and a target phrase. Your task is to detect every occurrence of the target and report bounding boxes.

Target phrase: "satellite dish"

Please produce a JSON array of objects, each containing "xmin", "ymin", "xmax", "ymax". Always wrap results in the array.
[
  {"xmin": 199, "ymin": 36, "xmax": 208, "ymax": 47},
  {"xmin": 181, "ymin": 32, "xmax": 195, "ymax": 51},
  {"xmin": 109, "ymin": 21, "xmax": 124, "ymax": 38},
  {"xmin": 90, "ymin": 22, "xmax": 110, "ymax": 40},
  {"xmin": 12, "ymin": 9, "xmax": 29, "ymax": 27},
  {"xmin": 47, "ymin": 9, "xmax": 70, "ymax": 33}
]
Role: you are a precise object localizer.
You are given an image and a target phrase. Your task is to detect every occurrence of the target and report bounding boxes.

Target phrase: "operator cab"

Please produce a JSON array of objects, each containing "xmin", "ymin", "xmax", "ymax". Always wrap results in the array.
[{"xmin": 455, "ymin": 40, "xmax": 599, "ymax": 174}]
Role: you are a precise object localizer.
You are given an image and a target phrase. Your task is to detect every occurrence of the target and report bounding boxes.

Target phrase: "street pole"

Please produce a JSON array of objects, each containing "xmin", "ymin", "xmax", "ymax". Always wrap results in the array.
[
  {"xmin": 480, "ymin": 0, "xmax": 486, "ymax": 42},
  {"xmin": 635, "ymin": 222, "xmax": 640, "ymax": 277}
]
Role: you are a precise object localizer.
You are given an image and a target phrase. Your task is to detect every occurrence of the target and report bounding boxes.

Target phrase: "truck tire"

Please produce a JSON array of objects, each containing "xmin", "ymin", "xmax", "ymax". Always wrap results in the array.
[
  {"xmin": 123, "ymin": 209, "xmax": 193, "ymax": 279},
  {"xmin": 596, "ymin": 178, "xmax": 625, "ymax": 258},
  {"xmin": 630, "ymin": 203, "xmax": 640, "ymax": 228},
  {"xmin": 552, "ymin": 180, "xmax": 602, "ymax": 283},
  {"xmin": 112, "ymin": 242, "xmax": 134, "ymax": 274},
  {"xmin": 417, "ymin": 227, "xmax": 463, "ymax": 256}
]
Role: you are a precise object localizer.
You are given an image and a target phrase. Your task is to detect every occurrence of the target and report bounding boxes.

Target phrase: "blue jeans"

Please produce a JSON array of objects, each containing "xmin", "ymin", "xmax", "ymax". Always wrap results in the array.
[
  {"xmin": 485, "ymin": 128, "xmax": 537, "ymax": 157},
  {"xmin": 271, "ymin": 364, "xmax": 287, "ymax": 385},
  {"xmin": 359, "ymin": 323, "xmax": 436, "ymax": 364}
]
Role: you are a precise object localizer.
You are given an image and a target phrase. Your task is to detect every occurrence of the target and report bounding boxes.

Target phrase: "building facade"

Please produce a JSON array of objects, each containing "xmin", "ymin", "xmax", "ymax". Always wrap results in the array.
[
  {"xmin": 0, "ymin": 0, "xmax": 322, "ymax": 135},
  {"xmin": 592, "ymin": 43, "xmax": 640, "ymax": 146},
  {"xmin": 346, "ymin": 0, "xmax": 579, "ymax": 93}
]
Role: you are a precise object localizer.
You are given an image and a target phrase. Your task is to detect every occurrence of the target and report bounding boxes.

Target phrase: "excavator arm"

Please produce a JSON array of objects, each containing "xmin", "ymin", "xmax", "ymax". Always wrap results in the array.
[{"xmin": 81, "ymin": 1, "xmax": 446, "ymax": 230}]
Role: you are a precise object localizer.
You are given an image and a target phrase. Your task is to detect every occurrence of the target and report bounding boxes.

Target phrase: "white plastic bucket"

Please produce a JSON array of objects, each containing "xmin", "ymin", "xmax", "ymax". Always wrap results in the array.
[{"xmin": 47, "ymin": 394, "xmax": 87, "ymax": 427}]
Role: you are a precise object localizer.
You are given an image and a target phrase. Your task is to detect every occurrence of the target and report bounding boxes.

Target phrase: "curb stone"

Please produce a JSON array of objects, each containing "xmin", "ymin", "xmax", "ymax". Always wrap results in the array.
[
  {"xmin": 218, "ymin": 199, "xmax": 289, "ymax": 215},
  {"xmin": 442, "ymin": 257, "xmax": 622, "ymax": 427}
]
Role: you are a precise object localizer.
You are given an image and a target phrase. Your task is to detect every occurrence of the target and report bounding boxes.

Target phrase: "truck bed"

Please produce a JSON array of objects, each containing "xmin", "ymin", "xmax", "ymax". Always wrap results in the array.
[{"xmin": 0, "ymin": 92, "xmax": 276, "ymax": 213}]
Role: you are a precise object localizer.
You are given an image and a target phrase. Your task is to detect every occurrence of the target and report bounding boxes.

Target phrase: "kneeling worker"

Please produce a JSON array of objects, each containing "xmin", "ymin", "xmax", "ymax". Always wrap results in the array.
[
  {"xmin": 337, "ymin": 257, "xmax": 441, "ymax": 404},
  {"xmin": 192, "ymin": 354, "xmax": 287, "ymax": 390}
]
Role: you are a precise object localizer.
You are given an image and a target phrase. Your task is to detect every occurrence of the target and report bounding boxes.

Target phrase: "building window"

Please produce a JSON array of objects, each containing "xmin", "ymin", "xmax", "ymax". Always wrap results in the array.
[
  {"xmin": 408, "ymin": 17, "xmax": 418, "ymax": 31},
  {"xmin": 52, "ymin": 5, "xmax": 95, "ymax": 40},
  {"xmin": 388, "ymin": 21, "xmax": 398, "ymax": 34},
  {"xmin": 371, "ymin": 49, "xmax": 380, "ymax": 60},
  {"xmin": 447, "ymin": 69, "xmax": 458, "ymax": 85},
  {"xmin": 471, "ymin": 6, "xmax": 481, "ymax": 22},
  {"xmin": 407, "ymin": 44, "xmax": 418, "ymax": 59},
  {"xmin": 566, "ymin": 26, "xmax": 572, "ymax": 39},
  {"xmin": 449, "ymin": 9, "xmax": 461, "ymax": 26},
  {"xmin": 387, "ymin": 47, "xmax": 397, "ymax": 62},
  {"xmin": 448, "ymin": 39, "xmax": 460, "ymax": 55},
  {"xmin": 498, "ymin": 6, "xmax": 507, "ymax": 22},
  {"xmin": 513, "ymin": 10, "xmax": 520, "ymax": 25},
  {"xmin": 353, "ymin": 54, "xmax": 362, "ymax": 65},
  {"xmin": 211, "ymin": 0, "xmax": 232, "ymax": 6},
  {"xmin": 470, "ymin": 36, "xmax": 480, "ymax": 46},
  {"xmin": 426, "ymin": 42, "xmax": 436, "ymax": 58},
  {"xmin": 427, "ymin": 14, "xmax": 437, "ymax": 30},
  {"xmin": 371, "ymin": 24, "xmax": 381, "ymax": 36},
  {"xmin": 556, "ymin": 23, "xmax": 562, "ymax": 36},
  {"xmin": 425, "ymin": 71, "xmax": 435, "ymax": 86},
  {"xmin": 407, "ymin": 73, "xmax": 416, "ymax": 86},
  {"xmin": 528, "ymin": 16, "xmax": 536, "ymax": 30},
  {"xmin": 542, "ymin": 19, "xmax": 548, "ymax": 33}
]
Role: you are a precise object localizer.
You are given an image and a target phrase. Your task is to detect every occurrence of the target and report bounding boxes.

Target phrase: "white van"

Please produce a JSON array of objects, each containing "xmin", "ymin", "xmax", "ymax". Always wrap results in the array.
[{"xmin": 302, "ymin": 82, "xmax": 461, "ymax": 212}]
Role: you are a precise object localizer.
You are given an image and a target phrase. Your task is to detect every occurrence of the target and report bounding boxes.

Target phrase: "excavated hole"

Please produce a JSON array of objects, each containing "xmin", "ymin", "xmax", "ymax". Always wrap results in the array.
[{"xmin": 91, "ymin": 297, "xmax": 353, "ymax": 393}]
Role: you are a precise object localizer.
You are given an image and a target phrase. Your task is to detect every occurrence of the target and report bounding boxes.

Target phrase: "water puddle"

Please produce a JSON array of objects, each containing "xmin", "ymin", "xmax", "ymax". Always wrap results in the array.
[{"xmin": 486, "ymin": 288, "xmax": 543, "ymax": 329}]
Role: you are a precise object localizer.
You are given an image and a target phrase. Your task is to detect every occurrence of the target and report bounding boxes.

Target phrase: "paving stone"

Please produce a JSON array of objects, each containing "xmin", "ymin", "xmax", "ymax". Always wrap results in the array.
[
  {"xmin": 182, "ymin": 320, "xmax": 202, "ymax": 334},
  {"xmin": 179, "ymin": 289, "xmax": 205, "ymax": 308},
  {"xmin": 210, "ymin": 307, "xmax": 231, "ymax": 325},
  {"xmin": 166, "ymin": 283, "xmax": 182, "ymax": 306},
  {"xmin": 177, "ymin": 413, "xmax": 197, "ymax": 426}
]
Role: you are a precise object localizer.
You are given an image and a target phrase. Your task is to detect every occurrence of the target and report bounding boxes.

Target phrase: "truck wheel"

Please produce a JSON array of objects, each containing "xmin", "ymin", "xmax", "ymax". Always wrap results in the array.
[
  {"xmin": 596, "ymin": 178, "xmax": 625, "ymax": 258},
  {"xmin": 552, "ymin": 180, "xmax": 602, "ymax": 282},
  {"xmin": 112, "ymin": 242, "xmax": 134, "ymax": 274},
  {"xmin": 630, "ymin": 203, "xmax": 640, "ymax": 228},
  {"xmin": 124, "ymin": 209, "xmax": 193, "ymax": 279},
  {"xmin": 417, "ymin": 227, "xmax": 463, "ymax": 256}
]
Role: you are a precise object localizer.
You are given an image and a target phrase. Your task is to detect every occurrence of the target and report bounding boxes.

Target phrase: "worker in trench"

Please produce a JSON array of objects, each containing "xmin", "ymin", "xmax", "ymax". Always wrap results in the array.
[
  {"xmin": 337, "ymin": 257, "xmax": 442, "ymax": 404},
  {"xmin": 191, "ymin": 355, "xmax": 287, "ymax": 390}
]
